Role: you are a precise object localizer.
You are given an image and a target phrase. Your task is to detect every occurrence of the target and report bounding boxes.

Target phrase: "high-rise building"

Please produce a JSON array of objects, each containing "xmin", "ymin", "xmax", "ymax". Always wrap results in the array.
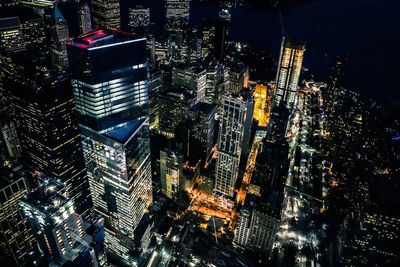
[
  {"xmin": 253, "ymin": 84, "xmax": 269, "ymax": 127},
  {"xmin": 234, "ymin": 138, "xmax": 286, "ymax": 254},
  {"xmin": 172, "ymin": 64, "xmax": 207, "ymax": 103},
  {"xmin": 190, "ymin": 102, "xmax": 216, "ymax": 159},
  {"xmin": 0, "ymin": 168, "xmax": 36, "ymax": 266},
  {"xmin": 165, "ymin": 0, "xmax": 190, "ymax": 31},
  {"xmin": 215, "ymin": 9, "xmax": 230, "ymax": 61},
  {"xmin": 49, "ymin": 4, "xmax": 69, "ymax": 71},
  {"xmin": 158, "ymin": 86, "xmax": 197, "ymax": 138},
  {"xmin": 225, "ymin": 59, "xmax": 249, "ymax": 94},
  {"xmin": 78, "ymin": 1, "xmax": 92, "ymax": 34},
  {"xmin": 91, "ymin": 0, "xmax": 120, "ymax": 29},
  {"xmin": 2, "ymin": 56, "xmax": 92, "ymax": 219},
  {"xmin": 148, "ymin": 69, "xmax": 163, "ymax": 129},
  {"xmin": 128, "ymin": 6, "xmax": 150, "ymax": 32},
  {"xmin": 214, "ymin": 95, "xmax": 252, "ymax": 197},
  {"xmin": 274, "ymin": 37, "xmax": 305, "ymax": 111},
  {"xmin": 0, "ymin": 119, "xmax": 21, "ymax": 159},
  {"xmin": 0, "ymin": 17, "xmax": 26, "ymax": 56},
  {"xmin": 160, "ymin": 148, "xmax": 183, "ymax": 201},
  {"xmin": 67, "ymin": 29, "xmax": 153, "ymax": 264},
  {"xmin": 20, "ymin": 179, "xmax": 85, "ymax": 258}
]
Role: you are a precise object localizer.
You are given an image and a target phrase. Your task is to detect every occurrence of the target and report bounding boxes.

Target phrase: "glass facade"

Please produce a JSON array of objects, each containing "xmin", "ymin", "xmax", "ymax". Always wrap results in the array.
[
  {"xmin": 67, "ymin": 29, "xmax": 153, "ymax": 263},
  {"xmin": 274, "ymin": 37, "xmax": 305, "ymax": 111},
  {"xmin": 214, "ymin": 95, "xmax": 247, "ymax": 197}
]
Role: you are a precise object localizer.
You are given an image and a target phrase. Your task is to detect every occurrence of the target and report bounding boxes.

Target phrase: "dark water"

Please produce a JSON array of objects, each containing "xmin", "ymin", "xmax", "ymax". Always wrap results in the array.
[
  {"xmin": 189, "ymin": 0, "xmax": 400, "ymax": 106},
  {"xmin": 125, "ymin": 0, "xmax": 400, "ymax": 107}
]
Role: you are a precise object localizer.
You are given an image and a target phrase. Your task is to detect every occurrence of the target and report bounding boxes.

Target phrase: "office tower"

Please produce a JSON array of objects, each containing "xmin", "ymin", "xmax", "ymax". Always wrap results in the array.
[
  {"xmin": 50, "ymin": 4, "xmax": 69, "ymax": 71},
  {"xmin": 165, "ymin": 0, "xmax": 190, "ymax": 31},
  {"xmin": 148, "ymin": 69, "xmax": 163, "ymax": 129},
  {"xmin": 91, "ymin": 0, "xmax": 120, "ymax": 29},
  {"xmin": 0, "ymin": 17, "xmax": 26, "ymax": 56},
  {"xmin": 160, "ymin": 149, "xmax": 183, "ymax": 201},
  {"xmin": 214, "ymin": 95, "xmax": 251, "ymax": 197},
  {"xmin": 225, "ymin": 59, "xmax": 249, "ymax": 94},
  {"xmin": 253, "ymin": 84, "xmax": 269, "ymax": 127},
  {"xmin": 0, "ymin": 119, "xmax": 21, "ymax": 159},
  {"xmin": 158, "ymin": 86, "xmax": 197, "ymax": 138},
  {"xmin": 234, "ymin": 139, "xmax": 286, "ymax": 253},
  {"xmin": 20, "ymin": 15, "xmax": 47, "ymax": 55},
  {"xmin": 67, "ymin": 29, "xmax": 153, "ymax": 263},
  {"xmin": 20, "ymin": 179, "xmax": 84, "ymax": 258},
  {"xmin": 204, "ymin": 62, "xmax": 226, "ymax": 105},
  {"xmin": 78, "ymin": 1, "xmax": 92, "ymax": 34},
  {"xmin": 274, "ymin": 37, "xmax": 305, "ymax": 110},
  {"xmin": 2, "ymin": 56, "xmax": 92, "ymax": 219},
  {"xmin": 172, "ymin": 65, "xmax": 207, "ymax": 103},
  {"xmin": 215, "ymin": 9, "xmax": 230, "ymax": 60},
  {"xmin": 128, "ymin": 6, "xmax": 150, "ymax": 32},
  {"xmin": 0, "ymin": 168, "xmax": 36, "ymax": 266},
  {"xmin": 190, "ymin": 102, "xmax": 216, "ymax": 158}
]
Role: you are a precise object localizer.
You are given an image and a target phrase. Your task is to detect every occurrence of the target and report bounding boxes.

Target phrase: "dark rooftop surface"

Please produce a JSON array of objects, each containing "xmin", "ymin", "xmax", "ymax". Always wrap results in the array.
[
  {"xmin": 103, "ymin": 118, "xmax": 145, "ymax": 144},
  {"xmin": 67, "ymin": 29, "xmax": 144, "ymax": 50}
]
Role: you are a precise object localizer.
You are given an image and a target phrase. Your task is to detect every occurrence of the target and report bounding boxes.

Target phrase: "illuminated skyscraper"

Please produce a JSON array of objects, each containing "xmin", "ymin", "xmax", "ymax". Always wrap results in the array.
[
  {"xmin": 253, "ymin": 84, "xmax": 269, "ymax": 127},
  {"xmin": 172, "ymin": 65, "xmax": 207, "ymax": 103},
  {"xmin": 165, "ymin": 0, "xmax": 190, "ymax": 31},
  {"xmin": 78, "ymin": 1, "xmax": 92, "ymax": 34},
  {"xmin": 128, "ymin": 6, "xmax": 150, "ymax": 32},
  {"xmin": 67, "ymin": 29, "xmax": 153, "ymax": 264},
  {"xmin": 0, "ymin": 168, "xmax": 36, "ymax": 266},
  {"xmin": 0, "ymin": 119, "xmax": 21, "ymax": 159},
  {"xmin": 20, "ymin": 179, "xmax": 85, "ymax": 258},
  {"xmin": 0, "ymin": 17, "xmax": 26, "ymax": 56},
  {"xmin": 160, "ymin": 149, "xmax": 183, "ymax": 201},
  {"xmin": 214, "ymin": 95, "xmax": 252, "ymax": 197},
  {"xmin": 2, "ymin": 56, "xmax": 93, "ymax": 220},
  {"xmin": 91, "ymin": 0, "xmax": 120, "ymax": 29},
  {"xmin": 49, "ymin": 4, "xmax": 69, "ymax": 71},
  {"xmin": 274, "ymin": 37, "xmax": 305, "ymax": 110}
]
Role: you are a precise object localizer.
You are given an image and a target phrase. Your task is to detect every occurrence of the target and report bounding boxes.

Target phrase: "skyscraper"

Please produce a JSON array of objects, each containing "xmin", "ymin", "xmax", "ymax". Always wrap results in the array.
[
  {"xmin": 0, "ymin": 168, "xmax": 36, "ymax": 266},
  {"xmin": 274, "ymin": 37, "xmax": 305, "ymax": 111},
  {"xmin": 160, "ymin": 148, "xmax": 183, "ymax": 201},
  {"xmin": 0, "ymin": 119, "xmax": 21, "ymax": 159},
  {"xmin": 20, "ymin": 179, "xmax": 85, "ymax": 258},
  {"xmin": 172, "ymin": 64, "xmax": 207, "ymax": 103},
  {"xmin": 78, "ymin": 1, "xmax": 92, "ymax": 34},
  {"xmin": 91, "ymin": 0, "xmax": 120, "ymax": 29},
  {"xmin": 128, "ymin": 6, "xmax": 150, "ymax": 32},
  {"xmin": 49, "ymin": 4, "xmax": 69, "ymax": 71},
  {"xmin": 67, "ymin": 29, "xmax": 153, "ymax": 264},
  {"xmin": 165, "ymin": 0, "xmax": 190, "ymax": 31},
  {"xmin": 214, "ymin": 95, "xmax": 252, "ymax": 197},
  {"xmin": 2, "ymin": 56, "xmax": 92, "ymax": 219},
  {"xmin": 0, "ymin": 17, "xmax": 26, "ymax": 56}
]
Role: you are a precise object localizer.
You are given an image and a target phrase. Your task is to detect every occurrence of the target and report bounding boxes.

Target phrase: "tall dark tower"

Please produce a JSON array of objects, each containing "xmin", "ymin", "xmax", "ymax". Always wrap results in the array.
[
  {"xmin": 215, "ymin": 9, "xmax": 231, "ymax": 61},
  {"xmin": 67, "ymin": 29, "xmax": 153, "ymax": 264},
  {"xmin": 49, "ymin": 4, "xmax": 69, "ymax": 71},
  {"xmin": 1, "ymin": 56, "xmax": 93, "ymax": 219}
]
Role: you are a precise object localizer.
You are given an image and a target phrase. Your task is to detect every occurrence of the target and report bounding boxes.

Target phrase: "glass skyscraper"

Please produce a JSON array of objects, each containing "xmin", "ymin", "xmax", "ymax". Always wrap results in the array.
[
  {"xmin": 274, "ymin": 37, "xmax": 305, "ymax": 111},
  {"xmin": 67, "ymin": 29, "xmax": 152, "ymax": 264},
  {"xmin": 214, "ymin": 95, "xmax": 252, "ymax": 197}
]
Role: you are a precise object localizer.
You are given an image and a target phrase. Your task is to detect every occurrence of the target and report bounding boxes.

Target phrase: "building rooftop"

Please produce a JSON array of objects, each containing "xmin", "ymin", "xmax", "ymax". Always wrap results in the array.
[
  {"xmin": 103, "ymin": 118, "xmax": 145, "ymax": 144},
  {"xmin": 0, "ymin": 17, "xmax": 20, "ymax": 30},
  {"xmin": 21, "ymin": 179, "xmax": 69, "ymax": 216},
  {"xmin": 67, "ymin": 29, "xmax": 144, "ymax": 50}
]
